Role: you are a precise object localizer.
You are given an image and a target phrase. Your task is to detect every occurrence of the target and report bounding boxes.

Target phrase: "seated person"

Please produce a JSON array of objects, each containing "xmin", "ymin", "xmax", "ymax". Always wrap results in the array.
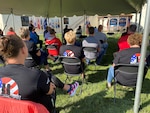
[
  {"xmin": 45, "ymin": 29, "xmax": 62, "ymax": 57},
  {"xmin": 6, "ymin": 27, "xmax": 16, "ymax": 36},
  {"xmin": 76, "ymin": 26, "xmax": 82, "ymax": 38},
  {"xmin": 29, "ymin": 26, "xmax": 43, "ymax": 49},
  {"xmin": 19, "ymin": 27, "xmax": 54, "ymax": 70},
  {"xmin": 82, "ymin": 26, "xmax": 102, "ymax": 65},
  {"xmin": 118, "ymin": 24, "xmax": 137, "ymax": 51},
  {"xmin": 44, "ymin": 26, "xmax": 51, "ymax": 41},
  {"xmin": 95, "ymin": 25, "xmax": 108, "ymax": 55},
  {"xmin": 59, "ymin": 30, "xmax": 85, "ymax": 78},
  {"xmin": 0, "ymin": 35, "xmax": 79, "ymax": 112},
  {"xmin": 106, "ymin": 33, "xmax": 143, "ymax": 88}
]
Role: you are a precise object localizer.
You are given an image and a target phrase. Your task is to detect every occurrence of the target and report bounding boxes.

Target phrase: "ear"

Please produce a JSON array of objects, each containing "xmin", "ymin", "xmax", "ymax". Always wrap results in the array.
[{"xmin": 21, "ymin": 46, "xmax": 26, "ymax": 54}]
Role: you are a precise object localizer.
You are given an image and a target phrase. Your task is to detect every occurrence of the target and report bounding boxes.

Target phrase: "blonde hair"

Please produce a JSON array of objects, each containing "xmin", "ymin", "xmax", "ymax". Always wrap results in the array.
[
  {"xmin": 127, "ymin": 33, "xmax": 142, "ymax": 46},
  {"xmin": 64, "ymin": 30, "xmax": 76, "ymax": 44},
  {"xmin": 19, "ymin": 27, "xmax": 30, "ymax": 39}
]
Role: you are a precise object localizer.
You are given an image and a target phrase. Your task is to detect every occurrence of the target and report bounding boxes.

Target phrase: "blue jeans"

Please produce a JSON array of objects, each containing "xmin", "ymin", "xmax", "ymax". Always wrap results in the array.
[
  {"xmin": 107, "ymin": 66, "xmax": 114, "ymax": 83},
  {"xmin": 96, "ymin": 48, "xmax": 104, "ymax": 65},
  {"xmin": 103, "ymin": 43, "xmax": 108, "ymax": 55},
  {"xmin": 40, "ymin": 50, "xmax": 48, "ymax": 65},
  {"xmin": 86, "ymin": 59, "xmax": 90, "ymax": 64}
]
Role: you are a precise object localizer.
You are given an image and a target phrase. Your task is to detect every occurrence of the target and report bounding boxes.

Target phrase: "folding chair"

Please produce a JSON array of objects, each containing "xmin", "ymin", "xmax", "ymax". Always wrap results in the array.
[
  {"xmin": 113, "ymin": 64, "xmax": 148, "ymax": 103},
  {"xmin": 46, "ymin": 44, "xmax": 59, "ymax": 57},
  {"xmin": 59, "ymin": 56, "xmax": 85, "ymax": 94},
  {"xmin": 83, "ymin": 47, "xmax": 98, "ymax": 70}
]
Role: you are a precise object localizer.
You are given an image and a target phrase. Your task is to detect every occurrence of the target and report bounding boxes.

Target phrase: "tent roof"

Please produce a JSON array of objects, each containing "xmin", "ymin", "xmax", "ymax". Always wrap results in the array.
[{"xmin": 0, "ymin": 0, "xmax": 146, "ymax": 17}]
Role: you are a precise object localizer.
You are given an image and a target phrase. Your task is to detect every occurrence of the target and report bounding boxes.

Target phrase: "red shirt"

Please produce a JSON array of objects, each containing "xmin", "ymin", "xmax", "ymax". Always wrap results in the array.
[
  {"xmin": 118, "ymin": 34, "xmax": 131, "ymax": 51},
  {"xmin": 7, "ymin": 31, "xmax": 16, "ymax": 36},
  {"xmin": 45, "ymin": 37, "xmax": 62, "ymax": 56}
]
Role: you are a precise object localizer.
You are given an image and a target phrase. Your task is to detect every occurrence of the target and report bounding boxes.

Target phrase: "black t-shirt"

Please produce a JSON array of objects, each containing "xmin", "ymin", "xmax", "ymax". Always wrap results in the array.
[
  {"xmin": 0, "ymin": 64, "xmax": 52, "ymax": 111},
  {"xmin": 59, "ymin": 45, "xmax": 85, "ymax": 74},
  {"xmin": 113, "ymin": 48, "xmax": 141, "ymax": 64},
  {"xmin": 24, "ymin": 40, "xmax": 40, "ymax": 67}
]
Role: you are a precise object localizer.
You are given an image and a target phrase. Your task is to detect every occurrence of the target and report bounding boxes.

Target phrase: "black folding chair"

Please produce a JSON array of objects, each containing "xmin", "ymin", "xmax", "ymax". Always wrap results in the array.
[
  {"xmin": 59, "ymin": 56, "xmax": 85, "ymax": 94},
  {"xmin": 113, "ymin": 63, "xmax": 148, "ymax": 103},
  {"xmin": 83, "ymin": 47, "xmax": 98, "ymax": 70},
  {"xmin": 46, "ymin": 44, "xmax": 59, "ymax": 57}
]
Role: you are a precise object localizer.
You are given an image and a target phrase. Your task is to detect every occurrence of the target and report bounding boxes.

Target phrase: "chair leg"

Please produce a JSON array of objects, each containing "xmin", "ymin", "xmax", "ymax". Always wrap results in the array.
[
  {"xmin": 94, "ymin": 63, "xmax": 96, "ymax": 70},
  {"xmin": 65, "ymin": 75, "xmax": 69, "ymax": 83},
  {"xmin": 79, "ymin": 76, "xmax": 84, "ymax": 94},
  {"xmin": 114, "ymin": 83, "xmax": 116, "ymax": 103}
]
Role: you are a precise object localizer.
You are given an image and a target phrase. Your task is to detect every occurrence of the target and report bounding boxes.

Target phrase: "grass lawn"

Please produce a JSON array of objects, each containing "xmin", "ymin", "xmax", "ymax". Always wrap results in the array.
[{"xmin": 42, "ymin": 33, "xmax": 150, "ymax": 113}]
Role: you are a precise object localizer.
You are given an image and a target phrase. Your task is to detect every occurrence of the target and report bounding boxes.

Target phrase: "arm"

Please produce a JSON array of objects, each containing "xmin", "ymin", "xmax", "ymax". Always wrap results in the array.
[
  {"xmin": 46, "ymin": 82, "xmax": 56, "ymax": 95},
  {"xmin": 37, "ymin": 71, "xmax": 56, "ymax": 95}
]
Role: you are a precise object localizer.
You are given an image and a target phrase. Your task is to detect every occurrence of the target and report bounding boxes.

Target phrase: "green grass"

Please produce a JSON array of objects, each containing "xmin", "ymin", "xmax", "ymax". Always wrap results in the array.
[{"xmin": 42, "ymin": 33, "xmax": 150, "ymax": 113}]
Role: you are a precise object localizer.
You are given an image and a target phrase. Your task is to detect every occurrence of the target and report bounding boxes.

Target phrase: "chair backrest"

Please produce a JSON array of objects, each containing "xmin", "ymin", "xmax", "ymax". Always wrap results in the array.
[
  {"xmin": 0, "ymin": 96, "xmax": 49, "ymax": 113},
  {"xmin": 59, "ymin": 56, "xmax": 83, "ymax": 75},
  {"xmin": 114, "ymin": 64, "xmax": 147, "ymax": 87},
  {"xmin": 46, "ymin": 43, "xmax": 59, "ymax": 57},
  {"xmin": 59, "ymin": 56, "xmax": 81, "ymax": 65},
  {"xmin": 83, "ymin": 47, "xmax": 97, "ymax": 60}
]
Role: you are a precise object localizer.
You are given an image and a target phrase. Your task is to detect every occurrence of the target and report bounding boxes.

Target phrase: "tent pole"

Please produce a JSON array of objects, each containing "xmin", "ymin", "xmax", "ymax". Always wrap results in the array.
[
  {"xmin": 3, "ymin": 14, "xmax": 11, "ymax": 31},
  {"xmin": 84, "ymin": 10, "xmax": 86, "ymax": 35},
  {"xmin": 47, "ymin": 0, "xmax": 50, "ymax": 26},
  {"xmin": 134, "ymin": 1, "xmax": 150, "ymax": 113},
  {"xmin": 11, "ymin": 8, "xmax": 15, "ymax": 31},
  {"xmin": 138, "ymin": 9, "xmax": 142, "ymax": 32},
  {"xmin": 60, "ymin": 0, "xmax": 63, "ymax": 43},
  {"xmin": 135, "ymin": 12, "xmax": 138, "ymax": 23}
]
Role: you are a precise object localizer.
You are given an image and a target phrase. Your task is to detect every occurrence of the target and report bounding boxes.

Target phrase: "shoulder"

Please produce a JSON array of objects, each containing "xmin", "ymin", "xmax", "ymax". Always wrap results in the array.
[
  {"xmin": 60, "ymin": 45, "xmax": 66, "ymax": 49},
  {"xmin": 25, "ymin": 40, "xmax": 34, "ymax": 45},
  {"xmin": 74, "ymin": 45, "xmax": 82, "ymax": 50},
  {"xmin": 55, "ymin": 37, "xmax": 61, "ymax": 42}
]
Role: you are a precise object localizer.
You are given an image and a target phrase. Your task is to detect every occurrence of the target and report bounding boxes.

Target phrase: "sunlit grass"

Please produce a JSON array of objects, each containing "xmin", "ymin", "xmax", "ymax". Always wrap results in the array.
[{"xmin": 41, "ymin": 33, "xmax": 150, "ymax": 113}]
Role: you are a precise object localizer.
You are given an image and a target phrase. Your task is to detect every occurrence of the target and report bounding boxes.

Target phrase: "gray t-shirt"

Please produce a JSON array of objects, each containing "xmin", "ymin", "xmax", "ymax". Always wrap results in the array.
[
  {"xmin": 82, "ymin": 36, "xmax": 100, "ymax": 59},
  {"xmin": 94, "ymin": 32, "xmax": 108, "ymax": 48}
]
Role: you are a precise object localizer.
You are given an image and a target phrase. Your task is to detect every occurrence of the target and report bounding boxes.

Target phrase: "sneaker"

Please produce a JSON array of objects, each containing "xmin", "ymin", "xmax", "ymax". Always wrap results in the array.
[
  {"xmin": 69, "ymin": 82, "xmax": 79, "ymax": 96},
  {"xmin": 106, "ymin": 82, "xmax": 112, "ymax": 89}
]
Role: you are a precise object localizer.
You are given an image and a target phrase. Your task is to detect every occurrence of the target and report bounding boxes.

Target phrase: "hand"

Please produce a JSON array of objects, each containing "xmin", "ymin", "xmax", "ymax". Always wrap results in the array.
[
  {"xmin": 36, "ymin": 50, "xmax": 41, "ymax": 56},
  {"xmin": 47, "ymin": 82, "xmax": 56, "ymax": 95}
]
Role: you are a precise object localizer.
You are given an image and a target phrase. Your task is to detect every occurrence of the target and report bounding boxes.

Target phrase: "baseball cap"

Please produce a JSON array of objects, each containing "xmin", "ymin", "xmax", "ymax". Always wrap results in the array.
[{"xmin": 50, "ymin": 29, "xmax": 56, "ymax": 34}]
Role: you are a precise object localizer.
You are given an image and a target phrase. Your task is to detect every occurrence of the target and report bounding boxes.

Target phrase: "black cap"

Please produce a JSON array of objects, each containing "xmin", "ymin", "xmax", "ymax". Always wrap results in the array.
[{"xmin": 50, "ymin": 29, "xmax": 56, "ymax": 34}]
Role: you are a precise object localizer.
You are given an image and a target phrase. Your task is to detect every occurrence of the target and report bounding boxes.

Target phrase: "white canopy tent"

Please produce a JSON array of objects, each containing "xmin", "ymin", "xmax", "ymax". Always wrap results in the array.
[
  {"xmin": 0, "ymin": 0, "xmax": 146, "ymax": 17},
  {"xmin": 0, "ymin": 0, "xmax": 149, "ymax": 113}
]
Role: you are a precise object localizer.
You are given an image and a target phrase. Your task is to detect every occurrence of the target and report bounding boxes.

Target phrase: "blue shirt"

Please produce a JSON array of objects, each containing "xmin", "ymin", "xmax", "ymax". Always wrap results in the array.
[{"xmin": 30, "ymin": 32, "xmax": 38, "ymax": 44}]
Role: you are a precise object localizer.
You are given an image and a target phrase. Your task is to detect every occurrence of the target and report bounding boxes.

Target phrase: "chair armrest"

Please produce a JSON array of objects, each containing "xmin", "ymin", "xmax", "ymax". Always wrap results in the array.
[{"xmin": 114, "ymin": 63, "xmax": 139, "ymax": 71}]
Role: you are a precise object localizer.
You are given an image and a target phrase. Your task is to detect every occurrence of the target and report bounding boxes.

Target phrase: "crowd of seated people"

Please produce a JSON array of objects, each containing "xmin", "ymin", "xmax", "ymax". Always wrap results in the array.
[
  {"xmin": 0, "ymin": 34, "xmax": 79, "ymax": 113},
  {"xmin": 19, "ymin": 27, "xmax": 52, "ymax": 71},
  {"xmin": 0, "ymin": 22, "xmax": 148, "ymax": 113}
]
